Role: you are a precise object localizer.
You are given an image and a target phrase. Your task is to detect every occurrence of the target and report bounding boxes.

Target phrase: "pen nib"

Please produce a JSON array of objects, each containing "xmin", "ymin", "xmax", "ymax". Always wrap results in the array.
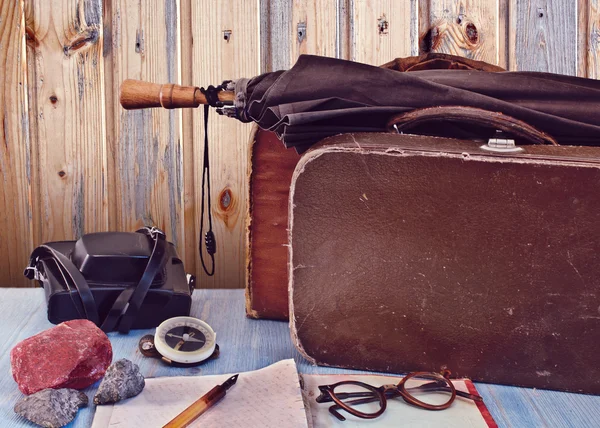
[{"xmin": 221, "ymin": 374, "xmax": 239, "ymax": 391}]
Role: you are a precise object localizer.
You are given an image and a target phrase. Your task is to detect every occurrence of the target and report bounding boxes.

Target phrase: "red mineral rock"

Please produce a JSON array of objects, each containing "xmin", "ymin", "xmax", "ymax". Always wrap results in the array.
[{"xmin": 11, "ymin": 319, "xmax": 112, "ymax": 395}]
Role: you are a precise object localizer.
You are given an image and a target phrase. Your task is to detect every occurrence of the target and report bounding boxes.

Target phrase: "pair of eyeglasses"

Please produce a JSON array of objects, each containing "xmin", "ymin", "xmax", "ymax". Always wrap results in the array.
[{"xmin": 316, "ymin": 371, "xmax": 483, "ymax": 421}]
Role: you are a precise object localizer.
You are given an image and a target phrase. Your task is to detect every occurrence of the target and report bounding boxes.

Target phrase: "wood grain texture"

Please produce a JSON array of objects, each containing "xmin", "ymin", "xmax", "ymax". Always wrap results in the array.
[
  {"xmin": 25, "ymin": 0, "xmax": 41, "ymax": 258},
  {"xmin": 191, "ymin": 0, "xmax": 260, "ymax": 288},
  {"xmin": 260, "ymin": 0, "xmax": 292, "ymax": 71},
  {"xmin": 26, "ymin": 0, "xmax": 107, "ymax": 242},
  {"xmin": 0, "ymin": 0, "xmax": 593, "ymax": 289},
  {"xmin": 2, "ymin": 289, "xmax": 600, "ymax": 427},
  {"xmin": 0, "ymin": 0, "xmax": 32, "ymax": 287},
  {"xmin": 586, "ymin": 0, "xmax": 600, "ymax": 78},
  {"xmin": 350, "ymin": 0, "xmax": 413, "ymax": 64},
  {"xmin": 509, "ymin": 0, "xmax": 577, "ymax": 74},
  {"xmin": 337, "ymin": 0, "xmax": 351, "ymax": 59},
  {"xmin": 498, "ymin": 0, "xmax": 509, "ymax": 69},
  {"xmin": 419, "ymin": 0, "xmax": 504, "ymax": 66},
  {"xmin": 291, "ymin": 0, "xmax": 339, "ymax": 61},
  {"xmin": 105, "ymin": 0, "xmax": 185, "ymax": 255},
  {"xmin": 180, "ymin": 0, "xmax": 196, "ymax": 280}
]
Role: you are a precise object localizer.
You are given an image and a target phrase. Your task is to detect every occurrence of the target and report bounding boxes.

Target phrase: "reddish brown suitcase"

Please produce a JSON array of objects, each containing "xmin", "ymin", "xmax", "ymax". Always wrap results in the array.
[
  {"xmin": 246, "ymin": 128, "xmax": 300, "ymax": 319},
  {"xmin": 289, "ymin": 132, "xmax": 600, "ymax": 393}
]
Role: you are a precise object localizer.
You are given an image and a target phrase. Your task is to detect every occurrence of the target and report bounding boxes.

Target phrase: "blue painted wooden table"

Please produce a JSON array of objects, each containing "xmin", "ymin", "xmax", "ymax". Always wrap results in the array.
[{"xmin": 1, "ymin": 289, "xmax": 599, "ymax": 427}]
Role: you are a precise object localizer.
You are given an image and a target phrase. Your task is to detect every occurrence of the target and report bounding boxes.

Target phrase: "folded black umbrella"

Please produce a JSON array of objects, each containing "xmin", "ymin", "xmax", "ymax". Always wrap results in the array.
[
  {"xmin": 121, "ymin": 53, "xmax": 600, "ymax": 153},
  {"xmin": 232, "ymin": 54, "xmax": 600, "ymax": 152}
]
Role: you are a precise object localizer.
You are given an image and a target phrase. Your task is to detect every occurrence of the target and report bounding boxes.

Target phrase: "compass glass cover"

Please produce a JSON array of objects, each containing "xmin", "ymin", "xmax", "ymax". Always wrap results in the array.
[{"xmin": 164, "ymin": 326, "xmax": 206, "ymax": 352}]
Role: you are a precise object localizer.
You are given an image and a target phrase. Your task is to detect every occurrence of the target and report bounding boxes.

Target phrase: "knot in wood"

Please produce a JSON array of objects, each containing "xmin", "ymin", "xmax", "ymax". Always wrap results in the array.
[
  {"xmin": 465, "ymin": 23, "xmax": 478, "ymax": 44},
  {"xmin": 215, "ymin": 187, "xmax": 240, "ymax": 230},
  {"xmin": 220, "ymin": 188, "xmax": 232, "ymax": 209}
]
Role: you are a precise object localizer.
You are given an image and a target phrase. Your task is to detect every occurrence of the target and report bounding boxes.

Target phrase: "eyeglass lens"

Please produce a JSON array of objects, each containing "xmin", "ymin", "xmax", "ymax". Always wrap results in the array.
[
  {"xmin": 404, "ymin": 373, "xmax": 454, "ymax": 406},
  {"xmin": 331, "ymin": 382, "xmax": 383, "ymax": 416}
]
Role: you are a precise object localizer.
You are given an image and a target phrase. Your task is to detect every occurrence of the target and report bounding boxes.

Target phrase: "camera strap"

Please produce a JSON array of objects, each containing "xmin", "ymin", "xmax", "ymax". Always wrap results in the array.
[
  {"xmin": 102, "ymin": 227, "xmax": 169, "ymax": 334},
  {"xmin": 25, "ymin": 246, "xmax": 99, "ymax": 325}
]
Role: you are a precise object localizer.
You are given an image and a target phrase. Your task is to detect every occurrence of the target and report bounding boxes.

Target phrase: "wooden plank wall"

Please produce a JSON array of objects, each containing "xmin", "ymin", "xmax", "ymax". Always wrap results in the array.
[
  {"xmin": 0, "ymin": 0, "xmax": 31, "ymax": 287},
  {"xmin": 1, "ymin": 0, "xmax": 599, "ymax": 288}
]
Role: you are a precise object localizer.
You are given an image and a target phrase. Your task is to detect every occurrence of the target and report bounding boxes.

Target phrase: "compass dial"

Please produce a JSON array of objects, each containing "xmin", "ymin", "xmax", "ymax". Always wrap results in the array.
[
  {"xmin": 154, "ymin": 317, "xmax": 216, "ymax": 364},
  {"xmin": 164, "ymin": 326, "xmax": 206, "ymax": 352}
]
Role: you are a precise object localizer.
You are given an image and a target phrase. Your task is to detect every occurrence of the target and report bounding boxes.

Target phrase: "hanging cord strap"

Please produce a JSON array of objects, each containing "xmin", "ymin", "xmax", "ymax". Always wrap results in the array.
[
  {"xmin": 198, "ymin": 98, "xmax": 216, "ymax": 276},
  {"xmin": 197, "ymin": 82, "xmax": 232, "ymax": 277},
  {"xmin": 201, "ymin": 81, "xmax": 232, "ymax": 108}
]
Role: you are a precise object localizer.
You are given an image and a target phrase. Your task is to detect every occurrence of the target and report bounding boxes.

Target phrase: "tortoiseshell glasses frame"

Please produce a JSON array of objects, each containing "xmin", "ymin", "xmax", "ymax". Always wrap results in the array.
[{"xmin": 315, "ymin": 371, "xmax": 483, "ymax": 421}]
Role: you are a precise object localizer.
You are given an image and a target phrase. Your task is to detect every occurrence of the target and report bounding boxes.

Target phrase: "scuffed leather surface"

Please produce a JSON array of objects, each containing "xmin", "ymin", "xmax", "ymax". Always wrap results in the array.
[{"xmin": 290, "ymin": 132, "xmax": 600, "ymax": 394}]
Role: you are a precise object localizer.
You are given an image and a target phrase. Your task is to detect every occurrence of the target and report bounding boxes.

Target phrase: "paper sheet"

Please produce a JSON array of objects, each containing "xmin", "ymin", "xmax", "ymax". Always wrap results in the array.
[
  {"xmin": 92, "ymin": 359, "xmax": 308, "ymax": 428},
  {"xmin": 301, "ymin": 374, "xmax": 494, "ymax": 428}
]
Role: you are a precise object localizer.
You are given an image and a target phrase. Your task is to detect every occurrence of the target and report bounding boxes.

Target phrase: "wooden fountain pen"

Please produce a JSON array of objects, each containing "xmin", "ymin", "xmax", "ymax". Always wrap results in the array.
[{"xmin": 163, "ymin": 374, "xmax": 239, "ymax": 428}]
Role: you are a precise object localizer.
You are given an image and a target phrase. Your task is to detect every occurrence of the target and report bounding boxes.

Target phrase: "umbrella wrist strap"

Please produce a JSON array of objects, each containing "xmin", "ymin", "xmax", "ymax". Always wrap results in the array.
[{"xmin": 199, "ymin": 104, "xmax": 216, "ymax": 276}]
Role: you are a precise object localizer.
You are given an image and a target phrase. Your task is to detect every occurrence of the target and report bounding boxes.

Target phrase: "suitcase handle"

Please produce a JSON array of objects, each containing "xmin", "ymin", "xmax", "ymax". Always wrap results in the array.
[{"xmin": 386, "ymin": 106, "xmax": 559, "ymax": 146}]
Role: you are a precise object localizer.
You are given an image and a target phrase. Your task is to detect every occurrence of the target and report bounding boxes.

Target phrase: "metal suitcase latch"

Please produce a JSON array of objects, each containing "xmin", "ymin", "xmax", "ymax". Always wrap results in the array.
[{"xmin": 481, "ymin": 131, "xmax": 524, "ymax": 153}]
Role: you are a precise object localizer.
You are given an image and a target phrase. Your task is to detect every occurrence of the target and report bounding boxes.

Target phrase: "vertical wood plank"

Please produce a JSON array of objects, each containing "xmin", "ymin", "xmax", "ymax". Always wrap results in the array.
[
  {"xmin": 180, "ymin": 0, "xmax": 196, "ymax": 278},
  {"xmin": 419, "ymin": 0, "xmax": 505, "ymax": 66},
  {"xmin": 26, "ymin": 0, "xmax": 107, "ymax": 242},
  {"xmin": 350, "ymin": 0, "xmax": 413, "ymax": 64},
  {"xmin": 291, "ymin": 0, "xmax": 339, "ymax": 62},
  {"xmin": 25, "ymin": 0, "xmax": 41, "ymax": 257},
  {"xmin": 0, "ymin": 0, "xmax": 32, "ymax": 286},
  {"xmin": 191, "ymin": 1, "xmax": 260, "ymax": 288},
  {"xmin": 338, "ymin": 0, "xmax": 351, "ymax": 59},
  {"xmin": 498, "ymin": 0, "xmax": 509, "ymax": 69},
  {"xmin": 508, "ymin": 0, "xmax": 577, "ymax": 74},
  {"xmin": 105, "ymin": 0, "xmax": 185, "ymax": 255},
  {"xmin": 260, "ymin": 0, "xmax": 292, "ymax": 72},
  {"xmin": 102, "ymin": 0, "xmax": 117, "ymax": 230},
  {"xmin": 586, "ymin": 0, "xmax": 600, "ymax": 78}
]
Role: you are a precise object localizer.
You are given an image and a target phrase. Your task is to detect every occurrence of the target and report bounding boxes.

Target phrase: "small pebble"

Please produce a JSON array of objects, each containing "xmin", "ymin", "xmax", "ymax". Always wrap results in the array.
[{"xmin": 94, "ymin": 359, "xmax": 145, "ymax": 405}]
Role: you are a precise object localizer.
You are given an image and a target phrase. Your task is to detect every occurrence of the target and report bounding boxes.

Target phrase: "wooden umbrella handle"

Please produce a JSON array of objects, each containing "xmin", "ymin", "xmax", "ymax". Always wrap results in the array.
[{"xmin": 119, "ymin": 79, "xmax": 235, "ymax": 110}]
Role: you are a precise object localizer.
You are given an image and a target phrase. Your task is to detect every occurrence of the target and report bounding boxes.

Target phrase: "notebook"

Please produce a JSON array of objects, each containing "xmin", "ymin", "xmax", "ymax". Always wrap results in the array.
[{"xmin": 92, "ymin": 359, "xmax": 308, "ymax": 427}]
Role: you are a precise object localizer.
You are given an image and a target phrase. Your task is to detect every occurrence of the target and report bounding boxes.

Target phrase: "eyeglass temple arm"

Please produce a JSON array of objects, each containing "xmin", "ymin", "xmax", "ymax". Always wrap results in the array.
[
  {"xmin": 328, "ymin": 406, "xmax": 347, "ymax": 422},
  {"xmin": 318, "ymin": 382, "xmax": 482, "ymax": 404},
  {"xmin": 316, "ymin": 391, "xmax": 374, "ymax": 403},
  {"xmin": 328, "ymin": 395, "xmax": 386, "ymax": 422},
  {"xmin": 406, "ymin": 382, "xmax": 483, "ymax": 402},
  {"xmin": 328, "ymin": 395, "xmax": 388, "ymax": 422},
  {"xmin": 327, "ymin": 386, "xmax": 482, "ymax": 421}
]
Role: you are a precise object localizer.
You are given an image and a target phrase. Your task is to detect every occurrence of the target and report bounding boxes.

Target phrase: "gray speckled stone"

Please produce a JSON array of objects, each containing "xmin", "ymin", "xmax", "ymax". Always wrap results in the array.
[
  {"xmin": 94, "ymin": 359, "xmax": 145, "ymax": 405},
  {"xmin": 14, "ymin": 388, "xmax": 88, "ymax": 428}
]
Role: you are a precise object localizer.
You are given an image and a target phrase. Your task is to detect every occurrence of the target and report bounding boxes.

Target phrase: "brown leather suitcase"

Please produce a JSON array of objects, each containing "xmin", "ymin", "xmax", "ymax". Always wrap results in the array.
[{"xmin": 289, "ymin": 131, "xmax": 600, "ymax": 393}]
